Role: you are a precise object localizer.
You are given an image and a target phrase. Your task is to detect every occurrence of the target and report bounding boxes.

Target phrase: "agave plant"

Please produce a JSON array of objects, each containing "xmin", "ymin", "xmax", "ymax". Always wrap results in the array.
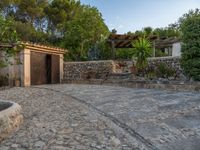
[{"xmin": 132, "ymin": 37, "xmax": 152, "ymax": 70}]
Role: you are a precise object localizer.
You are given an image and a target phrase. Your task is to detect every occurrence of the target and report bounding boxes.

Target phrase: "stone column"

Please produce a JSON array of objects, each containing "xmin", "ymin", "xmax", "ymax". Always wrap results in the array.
[
  {"xmin": 59, "ymin": 54, "xmax": 64, "ymax": 83},
  {"xmin": 111, "ymin": 41, "xmax": 116, "ymax": 60},
  {"xmin": 22, "ymin": 49, "xmax": 31, "ymax": 87}
]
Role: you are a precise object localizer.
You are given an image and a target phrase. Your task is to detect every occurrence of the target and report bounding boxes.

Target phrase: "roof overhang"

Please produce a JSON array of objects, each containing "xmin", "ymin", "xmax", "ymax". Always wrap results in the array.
[
  {"xmin": 108, "ymin": 34, "xmax": 158, "ymax": 48},
  {"xmin": 23, "ymin": 42, "xmax": 67, "ymax": 55},
  {"xmin": 154, "ymin": 37, "xmax": 180, "ymax": 48},
  {"xmin": 0, "ymin": 42, "xmax": 68, "ymax": 55}
]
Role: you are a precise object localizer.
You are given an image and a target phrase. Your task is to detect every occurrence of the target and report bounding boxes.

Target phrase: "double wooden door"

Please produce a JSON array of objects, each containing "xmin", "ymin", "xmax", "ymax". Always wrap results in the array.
[{"xmin": 31, "ymin": 52, "xmax": 60, "ymax": 85}]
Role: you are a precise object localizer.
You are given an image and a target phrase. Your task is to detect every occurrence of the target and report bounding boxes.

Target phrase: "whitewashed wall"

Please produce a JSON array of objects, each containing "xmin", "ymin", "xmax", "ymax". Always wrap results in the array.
[{"xmin": 172, "ymin": 42, "xmax": 181, "ymax": 57}]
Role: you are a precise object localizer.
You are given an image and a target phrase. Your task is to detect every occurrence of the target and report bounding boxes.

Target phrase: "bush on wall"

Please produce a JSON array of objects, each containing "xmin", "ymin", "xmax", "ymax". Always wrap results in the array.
[
  {"xmin": 156, "ymin": 63, "xmax": 176, "ymax": 78},
  {"xmin": 146, "ymin": 63, "xmax": 176, "ymax": 80},
  {"xmin": 179, "ymin": 9, "xmax": 200, "ymax": 81}
]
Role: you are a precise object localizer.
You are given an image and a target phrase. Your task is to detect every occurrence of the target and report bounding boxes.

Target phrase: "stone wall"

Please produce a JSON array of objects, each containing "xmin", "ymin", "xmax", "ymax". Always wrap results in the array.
[
  {"xmin": 113, "ymin": 57, "xmax": 183, "ymax": 80},
  {"xmin": 147, "ymin": 56, "xmax": 184, "ymax": 80},
  {"xmin": 0, "ymin": 52, "xmax": 23, "ymax": 87},
  {"xmin": 62, "ymin": 57, "xmax": 199, "ymax": 91},
  {"xmin": 63, "ymin": 57, "xmax": 184, "ymax": 82},
  {"xmin": 63, "ymin": 60, "xmax": 115, "ymax": 82}
]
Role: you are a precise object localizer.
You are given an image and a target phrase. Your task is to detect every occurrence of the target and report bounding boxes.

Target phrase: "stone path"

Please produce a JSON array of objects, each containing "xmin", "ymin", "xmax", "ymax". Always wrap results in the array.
[
  {"xmin": 0, "ymin": 86, "xmax": 144, "ymax": 150},
  {"xmin": 0, "ymin": 84, "xmax": 200, "ymax": 150}
]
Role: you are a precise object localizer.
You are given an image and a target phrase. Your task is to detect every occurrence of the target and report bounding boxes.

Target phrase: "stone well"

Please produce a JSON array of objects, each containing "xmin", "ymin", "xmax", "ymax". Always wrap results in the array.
[{"xmin": 0, "ymin": 101, "xmax": 23, "ymax": 142}]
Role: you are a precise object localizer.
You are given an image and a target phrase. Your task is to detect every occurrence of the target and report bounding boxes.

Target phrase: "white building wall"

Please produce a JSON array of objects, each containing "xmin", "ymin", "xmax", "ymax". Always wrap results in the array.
[{"xmin": 172, "ymin": 42, "xmax": 181, "ymax": 57}]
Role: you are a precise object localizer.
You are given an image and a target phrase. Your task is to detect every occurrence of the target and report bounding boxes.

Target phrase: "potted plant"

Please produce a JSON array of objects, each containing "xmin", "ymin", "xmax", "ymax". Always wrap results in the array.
[
  {"xmin": 14, "ymin": 77, "xmax": 20, "ymax": 87},
  {"xmin": 131, "ymin": 37, "xmax": 152, "ymax": 73},
  {"xmin": 130, "ymin": 58, "xmax": 138, "ymax": 74}
]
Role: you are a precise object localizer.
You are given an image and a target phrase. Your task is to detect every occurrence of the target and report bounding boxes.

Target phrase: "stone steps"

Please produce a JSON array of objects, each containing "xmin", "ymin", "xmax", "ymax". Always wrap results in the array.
[{"xmin": 108, "ymin": 73, "xmax": 132, "ymax": 80}]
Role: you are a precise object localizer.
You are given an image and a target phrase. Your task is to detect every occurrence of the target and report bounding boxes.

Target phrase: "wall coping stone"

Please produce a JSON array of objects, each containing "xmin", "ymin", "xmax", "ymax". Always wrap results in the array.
[
  {"xmin": 64, "ymin": 56, "xmax": 181, "ymax": 64},
  {"xmin": 64, "ymin": 60, "xmax": 114, "ymax": 64},
  {"xmin": 147, "ymin": 56, "xmax": 181, "ymax": 60}
]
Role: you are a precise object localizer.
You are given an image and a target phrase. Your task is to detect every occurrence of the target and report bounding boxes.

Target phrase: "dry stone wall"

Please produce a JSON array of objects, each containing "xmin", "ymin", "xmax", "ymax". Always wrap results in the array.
[
  {"xmin": 63, "ymin": 57, "xmax": 184, "ymax": 82},
  {"xmin": 147, "ymin": 56, "xmax": 183, "ymax": 79},
  {"xmin": 63, "ymin": 60, "xmax": 115, "ymax": 81}
]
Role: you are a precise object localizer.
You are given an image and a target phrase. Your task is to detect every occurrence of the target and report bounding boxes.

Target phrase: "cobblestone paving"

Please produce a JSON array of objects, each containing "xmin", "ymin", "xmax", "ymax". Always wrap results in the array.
[
  {"xmin": 0, "ymin": 84, "xmax": 200, "ymax": 150},
  {"xmin": 40, "ymin": 84, "xmax": 200, "ymax": 150},
  {"xmin": 0, "ymin": 87, "xmax": 146, "ymax": 150}
]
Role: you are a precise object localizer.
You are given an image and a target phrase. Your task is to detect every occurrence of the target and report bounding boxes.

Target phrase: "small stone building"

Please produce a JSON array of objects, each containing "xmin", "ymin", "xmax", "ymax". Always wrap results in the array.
[{"xmin": 0, "ymin": 42, "xmax": 67, "ymax": 87}]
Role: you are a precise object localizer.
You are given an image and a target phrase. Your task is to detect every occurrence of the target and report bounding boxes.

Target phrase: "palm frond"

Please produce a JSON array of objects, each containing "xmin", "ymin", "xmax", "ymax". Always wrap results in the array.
[{"xmin": 132, "ymin": 37, "xmax": 152, "ymax": 69}]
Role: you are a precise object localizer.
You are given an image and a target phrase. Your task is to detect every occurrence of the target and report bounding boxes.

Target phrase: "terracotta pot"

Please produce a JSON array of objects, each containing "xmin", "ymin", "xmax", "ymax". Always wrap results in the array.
[
  {"xmin": 130, "ymin": 65, "xmax": 137, "ymax": 74},
  {"xmin": 15, "ymin": 80, "xmax": 20, "ymax": 87}
]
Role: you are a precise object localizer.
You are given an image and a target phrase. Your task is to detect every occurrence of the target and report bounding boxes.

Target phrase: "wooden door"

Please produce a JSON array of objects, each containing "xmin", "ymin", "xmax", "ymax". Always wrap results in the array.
[
  {"xmin": 31, "ymin": 52, "xmax": 60, "ymax": 85},
  {"xmin": 51, "ymin": 55, "xmax": 60, "ymax": 84},
  {"xmin": 31, "ymin": 52, "xmax": 48, "ymax": 85}
]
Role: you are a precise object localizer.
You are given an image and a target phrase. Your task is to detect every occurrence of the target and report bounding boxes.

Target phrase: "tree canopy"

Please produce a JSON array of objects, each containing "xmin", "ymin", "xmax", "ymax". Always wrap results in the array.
[
  {"xmin": 0, "ymin": 14, "xmax": 20, "ymax": 67},
  {"xmin": 63, "ymin": 5, "xmax": 109, "ymax": 60},
  {"xmin": 0, "ymin": 0, "xmax": 109, "ymax": 61},
  {"xmin": 179, "ymin": 9, "xmax": 200, "ymax": 81},
  {"xmin": 128, "ymin": 25, "xmax": 180, "ymax": 38},
  {"xmin": 1, "ymin": 1, "xmax": 199, "ymax": 64}
]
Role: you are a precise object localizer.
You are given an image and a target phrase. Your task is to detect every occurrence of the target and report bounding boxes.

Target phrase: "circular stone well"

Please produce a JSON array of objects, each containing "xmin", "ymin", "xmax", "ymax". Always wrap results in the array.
[{"xmin": 0, "ymin": 101, "xmax": 23, "ymax": 142}]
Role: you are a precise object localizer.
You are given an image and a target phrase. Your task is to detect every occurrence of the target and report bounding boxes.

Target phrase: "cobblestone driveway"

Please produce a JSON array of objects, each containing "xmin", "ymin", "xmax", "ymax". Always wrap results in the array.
[{"xmin": 0, "ymin": 84, "xmax": 200, "ymax": 150}]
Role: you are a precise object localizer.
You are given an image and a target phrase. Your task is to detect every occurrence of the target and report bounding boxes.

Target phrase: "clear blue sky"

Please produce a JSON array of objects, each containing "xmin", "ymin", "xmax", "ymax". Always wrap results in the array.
[{"xmin": 80, "ymin": 0, "xmax": 200, "ymax": 34}]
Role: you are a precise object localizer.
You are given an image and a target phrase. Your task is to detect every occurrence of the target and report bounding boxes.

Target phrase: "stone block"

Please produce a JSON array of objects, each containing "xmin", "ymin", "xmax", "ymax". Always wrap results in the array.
[{"xmin": 0, "ymin": 101, "xmax": 23, "ymax": 142}]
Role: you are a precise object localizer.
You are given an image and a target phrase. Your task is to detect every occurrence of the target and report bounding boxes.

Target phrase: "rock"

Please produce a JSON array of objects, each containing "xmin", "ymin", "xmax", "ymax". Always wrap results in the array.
[
  {"xmin": 49, "ymin": 145, "xmax": 66, "ymax": 150},
  {"xmin": 110, "ymin": 136, "xmax": 121, "ymax": 147},
  {"xmin": 0, "ymin": 146, "xmax": 10, "ymax": 150},
  {"xmin": 50, "ymin": 128, "xmax": 57, "ymax": 133},
  {"xmin": 104, "ymin": 129, "xmax": 114, "ymax": 136},
  {"xmin": 21, "ymin": 142, "xmax": 29, "ymax": 148},
  {"xmin": 90, "ymin": 143, "xmax": 97, "ymax": 147},
  {"xmin": 95, "ymin": 145, "xmax": 102, "ymax": 149},
  {"xmin": 71, "ymin": 123, "xmax": 78, "ymax": 127},
  {"xmin": 59, "ymin": 128, "xmax": 74, "ymax": 134},
  {"xmin": 56, "ymin": 141, "xmax": 64, "ymax": 145},
  {"xmin": 34, "ymin": 141, "xmax": 45, "ymax": 148},
  {"xmin": 11, "ymin": 144, "xmax": 18, "ymax": 148}
]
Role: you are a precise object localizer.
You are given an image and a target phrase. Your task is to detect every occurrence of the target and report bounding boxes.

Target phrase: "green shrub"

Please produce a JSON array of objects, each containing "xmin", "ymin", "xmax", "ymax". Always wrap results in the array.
[
  {"xmin": 146, "ymin": 70, "xmax": 156, "ymax": 80},
  {"xmin": 155, "ymin": 49, "xmax": 168, "ymax": 57},
  {"xmin": 116, "ymin": 48, "xmax": 133, "ymax": 59},
  {"xmin": 132, "ymin": 37, "xmax": 152, "ymax": 70},
  {"xmin": 156, "ymin": 63, "xmax": 176, "ymax": 78},
  {"xmin": 0, "ymin": 60, "xmax": 7, "ymax": 68},
  {"xmin": 179, "ymin": 9, "xmax": 200, "ymax": 81}
]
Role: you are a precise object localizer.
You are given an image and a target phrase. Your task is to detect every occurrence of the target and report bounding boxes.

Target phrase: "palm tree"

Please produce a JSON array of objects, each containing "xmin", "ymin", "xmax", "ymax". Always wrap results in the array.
[{"xmin": 132, "ymin": 37, "xmax": 152, "ymax": 70}]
